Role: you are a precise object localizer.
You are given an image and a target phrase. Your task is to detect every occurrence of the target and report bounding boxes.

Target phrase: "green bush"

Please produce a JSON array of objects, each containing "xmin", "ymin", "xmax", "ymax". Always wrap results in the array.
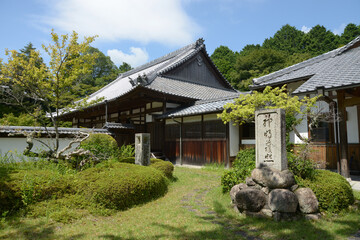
[
  {"xmin": 76, "ymin": 162, "xmax": 168, "ymax": 210},
  {"xmin": 221, "ymin": 148, "xmax": 255, "ymax": 192},
  {"xmin": 287, "ymin": 151, "xmax": 316, "ymax": 179},
  {"xmin": 150, "ymin": 159, "xmax": 174, "ymax": 178},
  {"xmin": 297, "ymin": 170, "xmax": 355, "ymax": 212},
  {"xmin": 0, "ymin": 169, "xmax": 74, "ymax": 215},
  {"xmin": 80, "ymin": 134, "xmax": 119, "ymax": 160},
  {"xmin": 118, "ymin": 157, "xmax": 135, "ymax": 164}
]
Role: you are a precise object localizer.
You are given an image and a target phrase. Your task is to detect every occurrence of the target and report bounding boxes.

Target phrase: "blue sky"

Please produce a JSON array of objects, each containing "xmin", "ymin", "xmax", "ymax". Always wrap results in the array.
[{"xmin": 1, "ymin": 0, "xmax": 360, "ymax": 67}]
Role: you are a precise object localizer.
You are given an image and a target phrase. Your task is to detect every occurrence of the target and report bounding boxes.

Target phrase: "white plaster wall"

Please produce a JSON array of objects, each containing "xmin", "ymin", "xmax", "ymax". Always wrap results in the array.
[
  {"xmin": 346, "ymin": 105, "xmax": 359, "ymax": 143},
  {"xmin": 0, "ymin": 137, "xmax": 79, "ymax": 159},
  {"xmin": 229, "ymin": 122, "xmax": 239, "ymax": 156},
  {"xmin": 241, "ymin": 139, "xmax": 255, "ymax": 145}
]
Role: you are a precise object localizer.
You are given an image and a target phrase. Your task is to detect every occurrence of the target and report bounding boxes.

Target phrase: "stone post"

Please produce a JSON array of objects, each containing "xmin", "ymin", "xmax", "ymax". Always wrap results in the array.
[
  {"xmin": 255, "ymin": 108, "xmax": 287, "ymax": 171},
  {"xmin": 135, "ymin": 133, "xmax": 150, "ymax": 166}
]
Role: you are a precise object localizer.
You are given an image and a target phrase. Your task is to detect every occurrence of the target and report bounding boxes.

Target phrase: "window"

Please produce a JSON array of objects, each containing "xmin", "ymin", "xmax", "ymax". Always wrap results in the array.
[
  {"xmin": 311, "ymin": 121, "xmax": 330, "ymax": 142},
  {"xmin": 242, "ymin": 123, "xmax": 255, "ymax": 139},
  {"xmin": 183, "ymin": 122, "xmax": 201, "ymax": 139},
  {"xmin": 203, "ymin": 120, "xmax": 226, "ymax": 139}
]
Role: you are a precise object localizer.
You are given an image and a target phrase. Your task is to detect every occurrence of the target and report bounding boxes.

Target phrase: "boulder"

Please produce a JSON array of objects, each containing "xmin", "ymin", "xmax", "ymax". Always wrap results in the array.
[
  {"xmin": 246, "ymin": 177, "xmax": 256, "ymax": 186},
  {"xmin": 235, "ymin": 188, "xmax": 267, "ymax": 212},
  {"xmin": 251, "ymin": 167, "xmax": 295, "ymax": 189},
  {"xmin": 269, "ymin": 189, "xmax": 298, "ymax": 213},
  {"xmin": 230, "ymin": 183, "xmax": 247, "ymax": 203},
  {"xmin": 295, "ymin": 188, "xmax": 319, "ymax": 214},
  {"xmin": 304, "ymin": 213, "xmax": 321, "ymax": 220}
]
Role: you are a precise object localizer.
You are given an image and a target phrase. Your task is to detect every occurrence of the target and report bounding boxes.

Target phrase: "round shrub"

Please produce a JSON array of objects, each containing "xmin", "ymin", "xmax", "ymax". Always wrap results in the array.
[
  {"xmin": 76, "ymin": 163, "xmax": 168, "ymax": 210},
  {"xmin": 80, "ymin": 134, "xmax": 119, "ymax": 160},
  {"xmin": 297, "ymin": 170, "xmax": 354, "ymax": 212},
  {"xmin": 150, "ymin": 160, "xmax": 174, "ymax": 178},
  {"xmin": 0, "ymin": 169, "xmax": 74, "ymax": 215},
  {"xmin": 221, "ymin": 148, "xmax": 255, "ymax": 192}
]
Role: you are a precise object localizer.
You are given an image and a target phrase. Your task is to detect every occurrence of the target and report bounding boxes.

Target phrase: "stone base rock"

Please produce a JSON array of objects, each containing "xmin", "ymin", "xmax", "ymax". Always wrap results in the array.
[
  {"xmin": 269, "ymin": 189, "xmax": 298, "ymax": 213},
  {"xmin": 235, "ymin": 188, "xmax": 267, "ymax": 212},
  {"xmin": 304, "ymin": 213, "xmax": 321, "ymax": 220},
  {"xmin": 295, "ymin": 188, "xmax": 319, "ymax": 214},
  {"xmin": 251, "ymin": 167, "xmax": 295, "ymax": 189},
  {"xmin": 230, "ymin": 183, "xmax": 247, "ymax": 203}
]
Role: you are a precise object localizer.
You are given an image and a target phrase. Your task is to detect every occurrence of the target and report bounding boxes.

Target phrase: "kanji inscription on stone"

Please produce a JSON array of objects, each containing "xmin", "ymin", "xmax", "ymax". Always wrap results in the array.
[{"xmin": 255, "ymin": 109, "xmax": 287, "ymax": 171}]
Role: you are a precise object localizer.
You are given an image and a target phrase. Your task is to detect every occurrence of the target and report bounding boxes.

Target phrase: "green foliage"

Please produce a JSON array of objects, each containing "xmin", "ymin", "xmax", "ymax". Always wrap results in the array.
[
  {"xmin": 117, "ymin": 157, "xmax": 135, "ymax": 164},
  {"xmin": 0, "ymin": 113, "xmax": 38, "ymax": 126},
  {"xmin": 221, "ymin": 148, "xmax": 255, "ymax": 192},
  {"xmin": 297, "ymin": 170, "xmax": 355, "ymax": 212},
  {"xmin": 150, "ymin": 160, "xmax": 174, "ymax": 179},
  {"xmin": 287, "ymin": 151, "xmax": 316, "ymax": 179},
  {"xmin": 80, "ymin": 133, "xmax": 119, "ymax": 160},
  {"xmin": 118, "ymin": 144, "xmax": 135, "ymax": 158},
  {"xmin": 76, "ymin": 162, "xmax": 168, "ymax": 210},
  {"xmin": 211, "ymin": 23, "xmax": 359, "ymax": 90},
  {"xmin": 219, "ymin": 85, "xmax": 318, "ymax": 126}
]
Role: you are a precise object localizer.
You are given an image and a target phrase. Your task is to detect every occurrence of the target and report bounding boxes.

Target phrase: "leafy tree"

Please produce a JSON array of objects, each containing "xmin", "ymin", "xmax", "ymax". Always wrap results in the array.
[
  {"xmin": 0, "ymin": 113, "xmax": 38, "ymax": 126},
  {"xmin": 262, "ymin": 24, "xmax": 305, "ymax": 54},
  {"xmin": 0, "ymin": 30, "xmax": 99, "ymax": 158},
  {"xmin": 232, "ymin": 48, "xmax": 287, "ymax": 91},
  {"xmin": 211, "ymin": 45, "xmax": 237, "ymax": 82},
  {"xmin": 301, "ymin": 25, "xmax": 340, "ymax": 56},
  {"xmin": 119, "ymin": 62, "xmax": 132, "ymax": 73},
  {"xmin": 340, "ymin": 23, "xmax": 360, "ymax": 45},
  {"xmin": 219, "ymin": 85, "xmax": 318, "ymax": 126}
]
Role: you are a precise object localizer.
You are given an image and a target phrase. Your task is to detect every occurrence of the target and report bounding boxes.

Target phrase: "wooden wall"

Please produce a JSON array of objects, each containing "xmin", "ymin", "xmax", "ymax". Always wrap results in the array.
[
  {"xmin": 164, "ymin": 139, "xmax": 228, "ymax": 165},
  {"xmin": 299, "ymin": 144, "xmax": 360, "ymax": 172}
]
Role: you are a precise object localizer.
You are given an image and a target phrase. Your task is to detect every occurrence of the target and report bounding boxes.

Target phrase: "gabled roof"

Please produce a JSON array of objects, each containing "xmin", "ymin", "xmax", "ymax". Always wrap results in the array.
[
  {"xmin": 159, "ymin": 92, "xmax": 248, "ymax": 118},
  {"xmin": 83, "ymin": 38, "xmax": 236, "ymax": 104},
  {"xmin": 251, "ymin": 36, "xmax": 360, "ymax": 94}
]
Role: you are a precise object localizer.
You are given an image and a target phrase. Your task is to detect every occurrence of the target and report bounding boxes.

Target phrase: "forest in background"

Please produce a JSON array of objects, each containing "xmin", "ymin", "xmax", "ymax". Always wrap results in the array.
[
  {"xmin": 0, "ymin": 23, "xmax": 360, "ymax": 126},
  {"xmin": 211, "ymin": 23, "xmax": 360, "ymax": 91}
]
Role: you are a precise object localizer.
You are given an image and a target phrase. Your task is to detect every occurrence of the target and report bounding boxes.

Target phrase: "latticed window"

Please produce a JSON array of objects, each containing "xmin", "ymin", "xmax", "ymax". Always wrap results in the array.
[
  {"xmin": 203, "ymin": 120, "xmax": 226, "ymax": 139},
  {"xmin": 183, "ymin": 122, "xmax": 202, "ymax": 138},
  {"xmin": 165, "ymin": 124, "xmax": 180, "ymax": 140}
]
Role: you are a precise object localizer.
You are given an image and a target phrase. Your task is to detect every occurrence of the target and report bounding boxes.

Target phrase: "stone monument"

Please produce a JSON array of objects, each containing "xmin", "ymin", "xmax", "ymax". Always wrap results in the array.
[
  {"xmin": 135, "ymin": 133, "xmax": 150, "ymax": 166},
  {"xmin": 255, "ymin": 108, "xmax": 287, "ymax": 171},
  {"xmin": 230, "ymin": 108, "xmax": 320, "ymax": 221}
]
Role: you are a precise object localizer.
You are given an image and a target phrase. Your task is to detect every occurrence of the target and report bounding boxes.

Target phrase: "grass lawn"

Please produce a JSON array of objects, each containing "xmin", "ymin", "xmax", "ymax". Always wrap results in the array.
[{"xmin": 0, "ymin": 166, "xmax": 360, "ymax": 240}]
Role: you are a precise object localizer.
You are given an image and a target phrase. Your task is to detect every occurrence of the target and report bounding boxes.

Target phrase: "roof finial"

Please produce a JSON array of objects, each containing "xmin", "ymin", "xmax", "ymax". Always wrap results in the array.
[{"xmin": 196, "ymin": 38, "xmax": 205, "ymax": 47}]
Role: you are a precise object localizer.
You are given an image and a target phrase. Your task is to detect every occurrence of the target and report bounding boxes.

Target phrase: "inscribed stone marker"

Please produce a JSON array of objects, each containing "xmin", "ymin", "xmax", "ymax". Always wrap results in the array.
[
  {"xmin": 255, "ymin": 109, "xmax": 287, "ymax": 171},
  {"xmin": 135, "ymin": 133, "xmax": 150, "ymax": 166}
]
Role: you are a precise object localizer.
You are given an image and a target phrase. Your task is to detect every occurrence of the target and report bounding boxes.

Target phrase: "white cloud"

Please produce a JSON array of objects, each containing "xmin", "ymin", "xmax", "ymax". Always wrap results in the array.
[
  {"xmin": 38, "ymin": 0, "xmax": 200, "ymax": 46},
  {"xmin": 107, "ymin": 47, "xmax": 149, "ymax": 67},
  {"xmin": 301, "ymin": 25, "xmax": 312, "ymax": 33},
  {"xmin": 333, "ymin": 23, "xmax": 346, "ymax": 35}
]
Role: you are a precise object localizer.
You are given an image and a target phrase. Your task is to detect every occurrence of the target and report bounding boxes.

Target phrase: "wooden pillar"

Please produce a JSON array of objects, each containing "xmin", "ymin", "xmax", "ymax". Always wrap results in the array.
[{"xmin": 337, "ymin": 90, "xmax": 350, "ymax": 178}]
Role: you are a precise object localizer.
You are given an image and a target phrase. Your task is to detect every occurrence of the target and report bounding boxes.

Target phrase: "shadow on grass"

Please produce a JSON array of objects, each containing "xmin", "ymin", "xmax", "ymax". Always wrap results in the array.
[{"xmin": 0, "ymin": 219, "xmax": 85, "ymax": 240}]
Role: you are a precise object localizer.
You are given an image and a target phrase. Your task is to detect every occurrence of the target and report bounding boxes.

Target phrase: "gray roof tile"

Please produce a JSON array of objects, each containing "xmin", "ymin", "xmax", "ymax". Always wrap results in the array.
[
  {"xmin": 159, "ymin": 93, "xmax": 249, "ymax": 118},
  {"xmin": 251, "ymin": 36, "xmax": 360, "ymax": 94}
]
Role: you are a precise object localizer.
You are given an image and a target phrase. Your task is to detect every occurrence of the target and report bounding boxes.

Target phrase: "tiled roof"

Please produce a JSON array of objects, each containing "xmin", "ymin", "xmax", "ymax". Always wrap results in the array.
[
  {"xmin": 103, "ymin": 122, "xmax": 134, "ymax": 130},
  {"xmin": 251, "ymin": 36, "xmax": 360, "ymax": 94},
  {"xmin": 159, "ymin": 93, "xmax": 249, "ymax": 118},
  {"xmin": 83, "ymin": 38, "xmax": 235, "ymax": 104},
  {"xmin": 146, "ymin": 77, "xmax": 239, "ymax": 100},
  {"xmin": 0, "ymin": 126, "xmax": 110, "ymax": 135}
]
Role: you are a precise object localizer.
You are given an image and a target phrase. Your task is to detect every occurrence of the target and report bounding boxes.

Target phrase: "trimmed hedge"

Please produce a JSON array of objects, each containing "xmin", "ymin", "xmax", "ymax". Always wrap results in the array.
[
  {"xmin": 118, "ymin": 157, "xmax": 135, "ymax": 164},
  {"xmin": 0, "ymin": 169, "xmax": 74, "ymax": 215},
  {"xmin": 150, "ymin": 160, "xmax": 174, "ymax": 179},
  {"xmin": 297, "ymin": 170, "xmax": 355, "ymax": 212},
  {"xmin": 76, "ymin": 162, "xmax": 168, "ymax": 210}
]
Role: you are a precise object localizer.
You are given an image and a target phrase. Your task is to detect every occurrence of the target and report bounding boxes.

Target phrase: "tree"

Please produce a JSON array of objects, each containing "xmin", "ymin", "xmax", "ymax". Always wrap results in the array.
[
  {"xmin": 211, "ymin": 45, "xmax": 237, "ymax": 82},
  {"xmin": 232, "ymin": 48, "xmax": 287, "ymax": 91},
  {"xmin": 219, "ymin": 85, "xmax": 318, "ymax": 127},
  {"xmin": 262, "ymin": 24, "xmax": 305, "ymax": 54},
  {"xmin": 0, "ymin": 30, "xmax": 99, "ymax": 158},
  {"xmin": 119, "ymin": 62, "xmax": 132, "ymax": 73},
  {"xmin": 301, "ymin": 25, "xmax": 340, "ymax": 56},
  {"xmin": 340, "ymin": 23, "xmax": 360, "ymax": 45}
]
